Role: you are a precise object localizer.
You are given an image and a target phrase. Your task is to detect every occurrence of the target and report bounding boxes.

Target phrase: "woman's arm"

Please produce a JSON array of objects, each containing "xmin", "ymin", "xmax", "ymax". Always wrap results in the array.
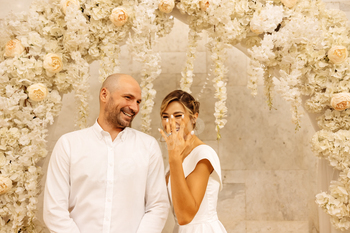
[
  {"xmin": 159, "ymin": 115, "xmax": 214, "ymax": 225},
  {"xmin": 169, "ymin": 157, "xmax": 213, "ymax": 225}
]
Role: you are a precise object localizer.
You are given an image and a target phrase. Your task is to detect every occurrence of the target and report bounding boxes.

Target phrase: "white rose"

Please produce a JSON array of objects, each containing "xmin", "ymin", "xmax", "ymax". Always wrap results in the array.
[
  {"xmin": 61, "ymin": 0, "xmax": 79, "ymax": 14},
  {"xmin": 110, "ymin": 7, "xmax": 128, "ymax": 27},
  {"xmin": 328, "ymin": 45, "xmax": 348, "ymax": 64},
  {"xmin": 200, "ymin": 0, "xmax": 210, "ymax": 11},
  {"xmin": 43, "ymin": 53, "xmax": 63, "ymax": 73},
  {"xmin": 316, "ymin": 192, "xmax": 329, "ymax": 206},
  {"xmin": 159, "ymin": 0, "xmax": 175, "ymax": 13},
  {"xmin": 281, "ymin": 0, "xmax": 297, "ymax": 8},
  {"xmin": 0, "ymin": 176, "xmax": 12, "ymax": 195},
  {"xmin": 250, "ymin": 16, "xmax": 264, "ymax": 35},
  {"xmin": 4, "ymin": 39, "xmax": 25, "ymax": 57},
  {"xmin": 331, "ymin": 93, "xmax": 350, "ymax": 111},
  {"xmin": 27, "ymin": 83, "xmax": 48, "ymax": 102}
]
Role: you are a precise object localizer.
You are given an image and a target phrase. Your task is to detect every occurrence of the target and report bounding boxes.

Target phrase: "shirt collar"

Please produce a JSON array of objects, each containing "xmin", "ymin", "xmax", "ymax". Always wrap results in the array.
[{"xmin": 93, "ymin": 120, "xmax": 128, "ymax": 142}]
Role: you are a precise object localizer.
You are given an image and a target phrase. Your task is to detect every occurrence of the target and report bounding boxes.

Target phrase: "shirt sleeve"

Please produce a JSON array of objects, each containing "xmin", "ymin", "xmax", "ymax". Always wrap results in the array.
[
  {"xmin": 137, "ymin": 139, "xmax": 170, "ymax": 233},
  {"xmin": 43, "ymin": 135, "xmax": 81, "ymax": 233}
]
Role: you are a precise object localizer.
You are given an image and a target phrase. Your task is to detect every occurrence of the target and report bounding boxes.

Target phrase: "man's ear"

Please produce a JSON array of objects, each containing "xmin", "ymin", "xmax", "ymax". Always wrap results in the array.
[{"xmin": 100, "ymin": 87, "xmax": 109, "ymax": 103}]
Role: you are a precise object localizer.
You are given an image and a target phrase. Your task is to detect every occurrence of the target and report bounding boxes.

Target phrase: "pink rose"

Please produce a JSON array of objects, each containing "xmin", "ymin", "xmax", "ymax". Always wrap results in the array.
[
  {"xmin": 200, "ymin": 0, "xmax": 210, "ymax": 11},
  {"xmin": 328, "ymin": 45, "xmax": 348, "ymax": 64},
  {"xmin": 281, "ymin": 0, "xmax": 298, "ymax": 8},
  {"xmin": 159, "ymin": 0, "xmax": 175, "ymax": 13},
  {"xmin": 4, "ymin": 39, "xmax": 25, "ymax": 57},
  {"xmin": 61, "ymin": 0, "xmax": 79, "ymax": 14},
  {"xmin": 331, "ymin": 93, "xmax": 350, "ymax": 111},
  {"xmin": 0, "ymin": 176, "xmax": 12, "ymax": 195},
  {"xmin": 110, "ymin": 7, "xmax": 128, "ymax": 27}
]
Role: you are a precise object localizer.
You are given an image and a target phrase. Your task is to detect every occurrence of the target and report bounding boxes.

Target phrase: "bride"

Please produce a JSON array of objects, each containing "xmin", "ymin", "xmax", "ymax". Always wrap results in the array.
[{"xmin": 158, "ymin": 90, "xmax": 227, "ymax": 233}]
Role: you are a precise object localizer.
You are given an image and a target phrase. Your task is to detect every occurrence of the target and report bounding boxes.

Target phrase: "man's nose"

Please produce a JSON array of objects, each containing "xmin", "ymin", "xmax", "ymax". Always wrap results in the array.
[{"xmin": 129, "ymin": 100, "xmax": 139, "ymax": 114}]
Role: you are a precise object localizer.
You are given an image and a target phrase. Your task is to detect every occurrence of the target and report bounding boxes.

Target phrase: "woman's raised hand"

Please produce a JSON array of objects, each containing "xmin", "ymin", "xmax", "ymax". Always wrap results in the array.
[{"xmin": 159, "ymin": 115, "xmax": 193, "ymax": 162}]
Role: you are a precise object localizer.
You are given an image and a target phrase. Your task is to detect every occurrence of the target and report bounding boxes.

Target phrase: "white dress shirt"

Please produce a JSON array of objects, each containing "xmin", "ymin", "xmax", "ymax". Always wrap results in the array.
[{"xmin": 43, "ymin": 121, "xmax": 169, "ymax": 233}]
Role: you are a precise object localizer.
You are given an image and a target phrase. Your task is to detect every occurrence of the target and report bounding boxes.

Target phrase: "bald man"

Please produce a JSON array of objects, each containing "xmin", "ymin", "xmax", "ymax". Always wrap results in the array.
[{"xmin": 43, "ymin": 74, "xmax": 169, "ymax": 233}]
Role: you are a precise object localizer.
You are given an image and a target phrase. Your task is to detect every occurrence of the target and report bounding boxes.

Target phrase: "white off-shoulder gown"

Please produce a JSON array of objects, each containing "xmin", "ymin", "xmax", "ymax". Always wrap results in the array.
[{"xmin": 167, "ymin": 145, "xmax": 227, "ymax": 233}]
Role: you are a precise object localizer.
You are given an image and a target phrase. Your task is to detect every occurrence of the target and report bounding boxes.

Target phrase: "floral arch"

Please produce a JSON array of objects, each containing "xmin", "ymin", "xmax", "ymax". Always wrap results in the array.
[{"xmin": 0, "ymin": 0, "xmax": 350, "ymax": 231}]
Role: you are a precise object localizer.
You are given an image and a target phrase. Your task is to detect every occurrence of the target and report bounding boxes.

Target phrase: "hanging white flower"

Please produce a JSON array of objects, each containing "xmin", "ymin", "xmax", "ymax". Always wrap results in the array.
[
  {"xmin": 110, "ymin": 7, "xmax": 128, "ymax": 27},
  {"xmin": 27, "ymin": 83, "xmax": 48, "ymax": 102},
  {"xmin": 43, "ymin": 53, "xmax": 63, "ymax": 74},
  {"xmin": 159, "ymin": 0, "xmax": 175, "ymax": 13},
  {"xmin": 281, "ymin": 0, "xmax": 298, "ymax": 8},
  {"xmin": 328, "ymin": 46, "xmax": 348, "ymax": 64},
  {"xmin": 0, "ymin": 176, "xmax": 12, "ymax": 195},
  {"xmin": 331, "ymin": 93, "xmax": 350, "ymax": 111},
  {"xmin": 61, "ymin": 0, "xmax": 79, "ymax": 14},
  {"xmin": 4, "ymin": 39, "xmax": 25, "ymax": 58}
]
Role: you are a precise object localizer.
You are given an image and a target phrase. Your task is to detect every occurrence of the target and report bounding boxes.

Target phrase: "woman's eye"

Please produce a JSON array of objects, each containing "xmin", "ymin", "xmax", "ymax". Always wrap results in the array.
[
  {"xmin": 175, "ymin": 115, "xmax": 182, "ymax": 118},
  {"xmin": 162, "ymin": 116, "xmax": 168, "ymax": 119}
]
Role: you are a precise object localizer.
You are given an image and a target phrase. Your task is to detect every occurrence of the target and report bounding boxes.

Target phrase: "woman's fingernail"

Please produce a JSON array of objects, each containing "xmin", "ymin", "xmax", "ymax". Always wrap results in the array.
[
  {"xmin": 182, "ymin": 115, "xmax": 184, "ymax": 119},
  {"xmin": 191, "ymin": 130, "xmax": 194, "ymax": 135},
  {"xmin": 171, "ymin": 115, "xmax": 174, "ymax": 118},
  {"xmin": 158, "ymin": 128, "xmax": 161, "ymax": 132},
  {"xmin": 166, "ymin": 119, "xmax": 168, "ymax": 122}
]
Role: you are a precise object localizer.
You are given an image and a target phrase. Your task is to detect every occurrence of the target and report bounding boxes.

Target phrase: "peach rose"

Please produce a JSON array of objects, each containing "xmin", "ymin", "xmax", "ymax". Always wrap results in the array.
[
  {"xmin": 200, "ymin": 0, "xmax": 210, "ymax": 11},
  {"xmin": 331, "ymin": 93, "xmax": 350, "ymax": 111},
  {"xmin": 328, "ymin": 45, "xmax": 348, "ymax": 64},
  {"xmin": 43, "ymin": 53, "xmax": 63, "ymax": 73},
  {"xmin": 159, "ymin": 0, "xmax": 175, "ymax": 13},
  {"xmin": 281, "ymin": 0, "xmax": 298, "ymax": 8},
  {"xmin": 110, "ymin": 7, "xmax": 128, "ymax": 27},
  {"xmin": 0, "ymin": 176, "xmax": 12, "ymax": 195},
  {"xmin": 27, "ymin": 83, "xmax": 48, "ymax": 102},
  {"xmin": 4, "ymin": 39, "xmax": 25, "ymax": 57},
  {"xmin": 61, "ymin": 0, "xmax": 79, "ymax": 14}
]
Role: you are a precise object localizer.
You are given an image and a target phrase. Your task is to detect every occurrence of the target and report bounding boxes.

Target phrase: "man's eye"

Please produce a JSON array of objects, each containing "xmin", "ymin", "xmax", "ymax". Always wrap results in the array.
[{"xmin": 162, "ymin": 116, "xmax": 168, "ymax": 119}]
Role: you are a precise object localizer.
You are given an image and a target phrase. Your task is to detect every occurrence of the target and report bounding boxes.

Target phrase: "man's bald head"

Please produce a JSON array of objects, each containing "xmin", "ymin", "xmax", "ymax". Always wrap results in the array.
[{"xmin": 101, "ymin": 73, "xmax": 140, "ymax": 94}]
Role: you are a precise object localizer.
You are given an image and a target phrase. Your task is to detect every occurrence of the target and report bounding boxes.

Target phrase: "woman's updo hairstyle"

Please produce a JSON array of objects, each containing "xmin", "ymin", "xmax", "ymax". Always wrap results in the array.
[{"xmin": 160, "ymin": 90, "xmax": 200, "ymax": 127}]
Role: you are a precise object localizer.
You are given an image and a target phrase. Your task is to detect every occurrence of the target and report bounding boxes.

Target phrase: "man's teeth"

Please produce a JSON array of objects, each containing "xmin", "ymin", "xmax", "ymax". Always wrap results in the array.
[{"xmin": 123, "ymin": 111, "xmax": 132, "ymax": 117}]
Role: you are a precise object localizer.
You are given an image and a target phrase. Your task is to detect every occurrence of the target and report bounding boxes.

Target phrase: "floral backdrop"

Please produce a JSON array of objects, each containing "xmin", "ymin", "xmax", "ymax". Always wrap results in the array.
[{"xmin": 1, "ymin": 0, "xmax": 350, "ymax": 232}]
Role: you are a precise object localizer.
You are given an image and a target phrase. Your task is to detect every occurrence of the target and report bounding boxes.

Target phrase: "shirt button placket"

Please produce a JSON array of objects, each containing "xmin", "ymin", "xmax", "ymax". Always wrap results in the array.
[{"xmin": 103, "ymin": 146, "xmax": 114, "ymax": 233}]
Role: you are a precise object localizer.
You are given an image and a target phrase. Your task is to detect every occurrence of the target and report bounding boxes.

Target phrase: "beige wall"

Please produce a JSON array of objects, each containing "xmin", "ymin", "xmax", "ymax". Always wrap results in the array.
[{"xmin": 1, "ymin": 1, "xmax": 350, "ymax": 232}]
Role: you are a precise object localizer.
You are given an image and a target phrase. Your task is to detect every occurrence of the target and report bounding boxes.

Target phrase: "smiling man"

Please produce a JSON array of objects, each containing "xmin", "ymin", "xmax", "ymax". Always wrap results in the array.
[{"xmin": 43, "ymin": 74, "xmax": 169, "ymax": 233}]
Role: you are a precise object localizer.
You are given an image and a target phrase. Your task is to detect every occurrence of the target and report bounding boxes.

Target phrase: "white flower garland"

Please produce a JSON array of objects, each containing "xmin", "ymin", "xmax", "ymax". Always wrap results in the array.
[
  {"xmin": 208, "ymin": 36, "xmax": 228, "ymax": 140},
  {"xmin": 180, "ymin": 18, "xmax": 200, "ymax": 94},
  {"xmin": 2, "ymin": 0, "xmax": 350, "ymax": 230},
  {"xmin": 127, "ymin": 3, "xmax": 173, "ymax": 133}
]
